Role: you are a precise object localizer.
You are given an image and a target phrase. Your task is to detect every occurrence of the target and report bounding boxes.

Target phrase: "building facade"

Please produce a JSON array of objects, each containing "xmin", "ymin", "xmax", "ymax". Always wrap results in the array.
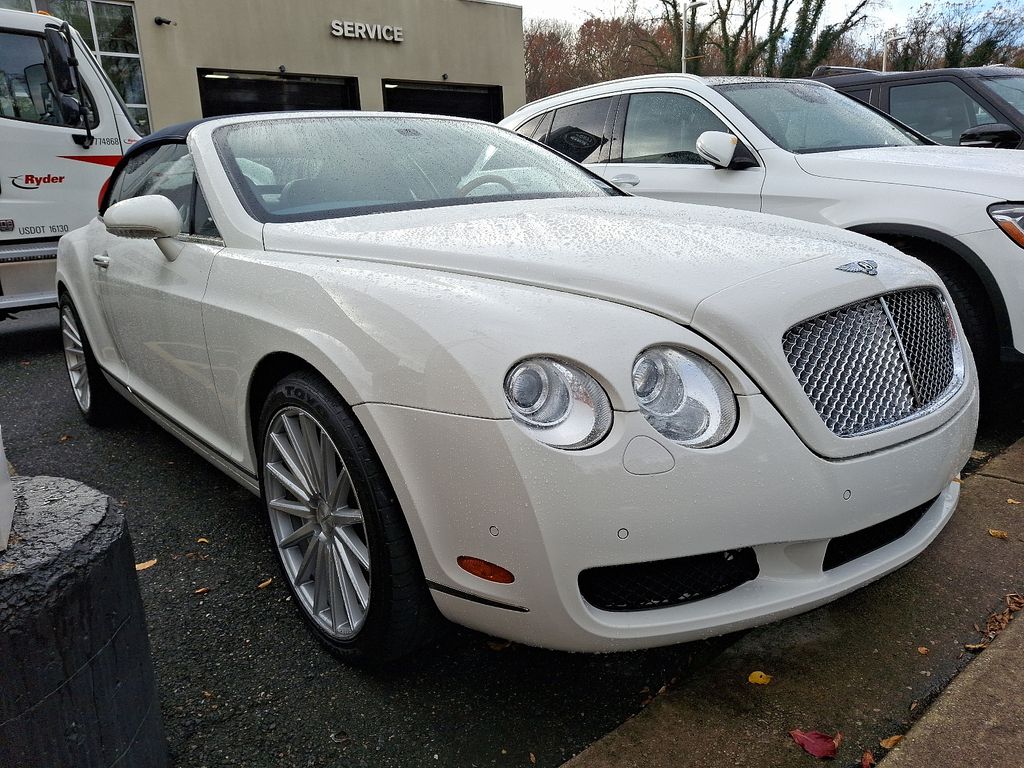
[{"xmin": 0, "ymin": 0, "xmax": 525, "ymax": 133}]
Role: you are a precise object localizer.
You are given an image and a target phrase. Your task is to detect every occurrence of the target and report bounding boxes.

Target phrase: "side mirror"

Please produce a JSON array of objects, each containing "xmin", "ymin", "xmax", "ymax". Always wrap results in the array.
[
  {"xmin": 43, "ymin": 27, "xmax": 76, "ymax": 95},
  {"xmin": 696, "ymin": 131, "xmax": 759, "ymax": 170},
  {"xmin": 104, "ymin": 195, "xmax": 182, "ymax": 240},
  {"xmin": 959, "ymin": 123, "xmax": 1023, "ymax": 149},
  {"xmin": 696, "ymin": 131, "xmax": 737, "ymax": 168},
  {"xmin": 59, "ymin": 94, "xmax": 82, "ymax": 126}
]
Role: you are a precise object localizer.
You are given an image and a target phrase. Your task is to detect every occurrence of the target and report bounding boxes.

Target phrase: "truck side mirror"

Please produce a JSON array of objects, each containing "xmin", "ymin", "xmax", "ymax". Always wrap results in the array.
[
  {"xmin": 44, "ymin": 27, "xmax": 77, "ymax": 95},
  {"xmin": 59, "ymin": 94, "xmax": 82, "ymax": 126},
  {"xmin": 959, "ymin": 123, "xmax": 1023, "ymax": 149}
]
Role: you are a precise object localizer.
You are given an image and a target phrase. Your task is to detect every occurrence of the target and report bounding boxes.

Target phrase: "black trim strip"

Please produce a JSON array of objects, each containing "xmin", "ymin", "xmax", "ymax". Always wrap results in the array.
[
  {"xmin": 99, "ymin": 363, "xmax": 258, "ymax": 482},
  {"xmin": 426, "ymin": 580, "xmax": 529, "ymax": 613},
  {"xmin": 0, "ymin": 253, "xmax": 56, "ymax": 264}
]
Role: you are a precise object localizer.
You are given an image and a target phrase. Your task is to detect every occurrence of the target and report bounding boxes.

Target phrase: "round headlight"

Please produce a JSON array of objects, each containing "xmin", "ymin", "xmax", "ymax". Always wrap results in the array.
[
  {"xmin": 504, "ymin": 358, "xmax": 612, "ymax": 449},
  {"xmin": 631, "ymin": 348, "xmax": 737, "ymax": 448}
]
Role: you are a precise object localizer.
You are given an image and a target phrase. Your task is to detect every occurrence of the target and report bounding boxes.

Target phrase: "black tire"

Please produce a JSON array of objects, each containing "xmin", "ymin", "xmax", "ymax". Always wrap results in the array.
[
  {"xmin": 891, "ymin": 242, "xmax": 1000, "ymax": 385},
  {"xmin": 257, "ymin": 370, "xmax": 439, "ymax": 664},
  {"xmin": 58, "ymin": 293, "xmax": 119, "ymax": 426}
]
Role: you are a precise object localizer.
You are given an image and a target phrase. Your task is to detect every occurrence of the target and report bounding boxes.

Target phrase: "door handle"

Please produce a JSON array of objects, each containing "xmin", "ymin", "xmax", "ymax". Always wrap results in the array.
[
  {"xmin": 92, "ymin": 254, "xmax": 110, "ymax": 269},
  {"xmin": 610, "ymin": 173, "xmax": 640, "ymax": 187}
]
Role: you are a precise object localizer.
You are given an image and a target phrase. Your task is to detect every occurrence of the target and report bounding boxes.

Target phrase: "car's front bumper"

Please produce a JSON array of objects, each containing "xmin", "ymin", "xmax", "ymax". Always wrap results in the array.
[{"xmin": 356, "ymin": 386, "xmax": 977, "ymax": 653}]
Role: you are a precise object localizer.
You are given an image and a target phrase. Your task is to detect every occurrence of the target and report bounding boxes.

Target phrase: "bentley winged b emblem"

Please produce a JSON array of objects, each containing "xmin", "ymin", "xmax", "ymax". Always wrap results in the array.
[{"xmin": 836, "ymin": 259, "xmax": 878, "ymax": 276}]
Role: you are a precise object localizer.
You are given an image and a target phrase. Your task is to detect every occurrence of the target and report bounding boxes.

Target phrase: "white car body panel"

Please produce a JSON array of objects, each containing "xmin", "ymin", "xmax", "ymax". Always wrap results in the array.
[
  {"xmin": 56, "ymin": 111, "xmax": 979, "ymax": 652},
  {"xmin": 501, "ymin": 74, "xmax": 1024, "ymax": 355}
]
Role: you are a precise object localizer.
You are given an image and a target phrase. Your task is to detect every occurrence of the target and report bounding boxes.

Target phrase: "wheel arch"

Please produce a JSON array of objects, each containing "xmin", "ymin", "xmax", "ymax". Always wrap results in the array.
[
  {"xmin": 849, "ymin": 223, "xmax": 1012, "ymax": 349},
  {"xmin": 247, "ymin": 351, "xmax": 333, "ymax": 463}
]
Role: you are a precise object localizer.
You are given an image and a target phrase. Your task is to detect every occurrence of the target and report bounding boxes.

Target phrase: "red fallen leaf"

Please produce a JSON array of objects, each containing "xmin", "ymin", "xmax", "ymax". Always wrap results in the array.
[
  {"xmin": 790, "ymin": 729, "xmax": 841, "ymax": 759},
  {"xmin": 861, "ymin": 750, "xmax": 876, "ymax": 767}
]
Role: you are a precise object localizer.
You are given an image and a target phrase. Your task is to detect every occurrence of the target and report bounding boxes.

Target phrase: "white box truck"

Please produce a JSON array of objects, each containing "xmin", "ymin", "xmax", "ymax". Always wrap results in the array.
[{"xmin": 0, "ymin": 8, "xmax": 141, "ymax": 318}]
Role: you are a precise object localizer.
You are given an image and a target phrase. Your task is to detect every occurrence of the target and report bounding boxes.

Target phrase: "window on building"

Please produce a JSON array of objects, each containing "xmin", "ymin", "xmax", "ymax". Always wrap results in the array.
[
  {"xmin": 25, "ymin": 0, "xmax": 150, "ymax": 133},
  {"xmin": 889, "ymin": 81, "xmax": 996, "ymax": 145},
  {"xmin": 0, "ymin": 0, "xmax": 34, "ymax": 11},
  {"xmin": 621, "ymin": 92, "xmax": 730, "ymax": 164}
]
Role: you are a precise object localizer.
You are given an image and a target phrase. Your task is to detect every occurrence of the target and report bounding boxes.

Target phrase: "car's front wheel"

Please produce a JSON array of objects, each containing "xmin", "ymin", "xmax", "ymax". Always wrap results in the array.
[
  {"xmin": 59, "ymin": 293, "xmax": 118, "ymax": 426},
  {"xmin": 258, "ymin": 371, "xmax": 438, "ymax": 664}
]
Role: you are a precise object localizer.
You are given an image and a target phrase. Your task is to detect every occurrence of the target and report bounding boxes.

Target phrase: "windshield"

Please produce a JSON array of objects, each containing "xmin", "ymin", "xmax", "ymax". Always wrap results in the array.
[
  {"xmin": 715, "ymin": 82, "xmax": 925, "ymax": 153},
  {"xmin": 983, "ymin": 76, "xmax": 1024, "ymax": 114},
  {"xmin": 214, "ymin": 116, "xmax": 619, "ymax": 223}
]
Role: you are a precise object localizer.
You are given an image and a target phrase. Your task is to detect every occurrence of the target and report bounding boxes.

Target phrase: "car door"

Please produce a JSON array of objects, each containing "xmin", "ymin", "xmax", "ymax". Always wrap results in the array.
[
  {"xmin": 96, "ymin": 141, "xmax": 227, "ymax": 446},
  {"xmin": 602, "ymin": 90, "xmax": 764, "ymax": 211}
]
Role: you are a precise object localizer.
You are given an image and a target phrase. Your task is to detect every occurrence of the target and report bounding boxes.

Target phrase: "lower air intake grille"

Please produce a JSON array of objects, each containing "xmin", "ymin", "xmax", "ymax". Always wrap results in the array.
[
  {"xmin": 579, "ymin": 548, "xmax": 759, "ymax": 612},
  {"xmin": 783, "ymin": 288, "xmax": 962, "ymax": 437},
  {"xmin": 823, "ymin": 496, "xmax": 937, "ymax": 571}
]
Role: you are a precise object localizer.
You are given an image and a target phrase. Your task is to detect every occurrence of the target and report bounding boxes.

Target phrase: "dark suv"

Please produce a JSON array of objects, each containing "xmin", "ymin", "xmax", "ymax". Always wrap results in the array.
[{"xmin": 812, "ymin": 66, "xmax": 1024, "ymax": 149}]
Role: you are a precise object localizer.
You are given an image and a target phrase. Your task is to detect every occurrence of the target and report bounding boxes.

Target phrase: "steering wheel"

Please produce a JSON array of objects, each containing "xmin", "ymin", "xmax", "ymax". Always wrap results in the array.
[{"xmin": 457, "ymin": 174, "xmax": 516, "ymax": 197}]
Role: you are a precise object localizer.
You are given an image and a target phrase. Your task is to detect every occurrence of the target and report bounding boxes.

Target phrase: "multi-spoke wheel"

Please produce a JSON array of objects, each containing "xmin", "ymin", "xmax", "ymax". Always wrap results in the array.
[
  {"xmin": 258, "ymin": 371, "xmax": 439, "ymax": 663},
  {"xmin": 264, "ymin": 407, "xmax": 371, "ymax": 639},
  {"xmin": 58, "ymin": 293, "xmax": 117, "ymax": 425}
]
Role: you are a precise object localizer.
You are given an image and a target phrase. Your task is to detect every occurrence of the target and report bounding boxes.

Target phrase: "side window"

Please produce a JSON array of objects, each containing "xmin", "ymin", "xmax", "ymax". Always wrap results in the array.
[
  {"xmin": 542, "ymin": 98, "xmax": 614, "ymax": 163},
  {"xmin": 889, "ymin": 81, "xmax": 996, "ymax": 145},
  {"xmin": 105, "ymin": 143, "xmax": 194, "ymax": 224},
  {"xmin": 192, "ymin": 183, "xmax": 221, "ymax": 239},
  {"xmin": 515, "ymin": 113, "xmax": 546, "ymax": 139},
  {"xmin": 845, "ymin": 88, "xmax": 871, "ymax": 105},
  {"xmin": 620, "ymin": 92, "xmax": 730, "ymax": 165},
  {"xmin": 0, "ymin": 31, "xmax": 63, "ymax": 125}
]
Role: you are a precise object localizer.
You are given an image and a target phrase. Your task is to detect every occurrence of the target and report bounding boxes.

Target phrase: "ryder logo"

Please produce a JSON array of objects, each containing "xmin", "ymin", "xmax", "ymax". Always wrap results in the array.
[{"xmin": 10, "ymin": 174, "xmax": 66, "ymax": 190}]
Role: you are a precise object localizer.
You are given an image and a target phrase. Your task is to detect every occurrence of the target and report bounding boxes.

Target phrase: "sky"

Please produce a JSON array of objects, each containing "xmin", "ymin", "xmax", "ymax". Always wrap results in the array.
[{"xmin": 512, "ymin": 0, "xmax": 926, "ymax": 35}]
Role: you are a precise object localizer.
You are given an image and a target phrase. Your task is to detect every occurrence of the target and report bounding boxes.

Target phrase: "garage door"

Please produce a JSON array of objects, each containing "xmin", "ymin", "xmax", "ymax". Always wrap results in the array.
[
  {"xmin": 198, "ymin": 69, "xmax": 360, "ymax": 117},
  {"xmin": 382, "ymin": 80, "xmax": 503, "ymax": 122}
]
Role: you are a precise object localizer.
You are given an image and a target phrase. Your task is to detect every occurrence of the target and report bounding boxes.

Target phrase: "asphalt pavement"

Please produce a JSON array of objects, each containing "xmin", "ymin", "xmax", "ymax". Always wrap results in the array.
[
  {"xmin": 1, "ymin": 309, "xmax": 730, "ymax": 768},
  {"xmin": 3, "ymin": 307, "xmax": 1023, "ymax": 768}
]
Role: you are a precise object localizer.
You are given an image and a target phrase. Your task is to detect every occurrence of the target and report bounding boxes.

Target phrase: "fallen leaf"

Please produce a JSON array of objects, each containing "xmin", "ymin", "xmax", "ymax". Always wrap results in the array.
[
  {"xmin": 58, "ymin": 434, "xmax": 72, "ymax": 443},
  {"xmin": 910, "ymin": 701, "xmax": 919, "ymax": 712},
  {"xmin": 194, "ymin": 587, "xmax": 210, "ymax": 595},
  {"xmin": 879, "ymin": 735, "xmax": 903, "ymax": 750},
  {"xmin": 988, "ymin": 529, "xmax": 1009, "ymax": 539},
  {"xmin": 529, "ymin": 753, "xmax": 537, "ymax": 765},
  {"xmin": 486, "ymin": 639, "xmax": 511, "ymax": 651},
  {"xmin": 1007, "ymin": 593, "xmax": 1024, "ymax": 612},
  {"xmin": 257, "ymin": 577, "xmax": 273, "ymax": 589},
  {"xmin": 1007, "ymin": 499, "xmax": 1021, "ymax": 505},
  {"xmin": 196, "ymin": 537, "xmax": 210, "ymax": 544},
  {"xmin": 970, "ymin": 450, "xmax": 989, "ymax": 460},
  {"xmin": 202, "ymin": 690, "xmax": 214, "ymax": 699},
  {"xmin": 135, "ymin": 558, "xmax": 157, "ymax": 571},
  {"xmin": 789, "ymin": 730, "xmax": 840, "ymax": 759},
  {"xmin": 0, "ymin": 562, "xmax": 15, "ymax": 572},
  {"xmin": 861, "ymin": 750, "xmax": 875, "ymax": 768},
  {"xmin": 917, "ymin": 646, "xmax": 929, "ymax": 655},
  {"xmin": 964, "ymin": 642, "xmax": 988, "ymax": 652},
  {"xmin": 748, "ymin": 670, "xmax": 773, "ymax": 685}
]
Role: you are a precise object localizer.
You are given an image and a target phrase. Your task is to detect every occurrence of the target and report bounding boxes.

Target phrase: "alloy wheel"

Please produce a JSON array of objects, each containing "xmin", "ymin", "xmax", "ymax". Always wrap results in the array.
[
  {"xmin": 61, "ymin": 306, "xmax": 91, "ymax": 413},
  {"xmin": 263, "ymin": 406, "xmax": 371, "ymax": 639}
]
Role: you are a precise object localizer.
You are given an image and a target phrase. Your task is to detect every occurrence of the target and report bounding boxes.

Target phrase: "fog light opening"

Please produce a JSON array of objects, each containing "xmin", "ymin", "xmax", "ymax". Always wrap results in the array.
[{"xmin": 457, "ymin": 556, "xmax": 515, "ymax": 584}]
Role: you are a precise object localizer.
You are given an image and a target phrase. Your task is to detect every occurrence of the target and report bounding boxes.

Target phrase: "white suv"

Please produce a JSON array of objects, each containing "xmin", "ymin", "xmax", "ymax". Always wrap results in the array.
[{"xmin": 502, "ymin": 75, "xmax": 1024, "ymax": 379}]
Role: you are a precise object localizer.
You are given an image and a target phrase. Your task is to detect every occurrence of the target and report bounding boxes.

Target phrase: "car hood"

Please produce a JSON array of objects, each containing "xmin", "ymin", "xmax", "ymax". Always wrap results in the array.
[
  {"xmin": 263, "ymin": 197, "xmax": 900, "ymax": 326},
  {"xmin": 795, "ymin": 145, "xmax": 1024, "ymax": 199}
]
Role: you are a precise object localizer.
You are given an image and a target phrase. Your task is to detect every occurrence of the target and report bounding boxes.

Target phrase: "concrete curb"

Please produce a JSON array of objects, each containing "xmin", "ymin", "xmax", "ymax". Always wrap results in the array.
[{"xmin": 879, "ymin": 608, "xmax": 1024, "ymax": 767}]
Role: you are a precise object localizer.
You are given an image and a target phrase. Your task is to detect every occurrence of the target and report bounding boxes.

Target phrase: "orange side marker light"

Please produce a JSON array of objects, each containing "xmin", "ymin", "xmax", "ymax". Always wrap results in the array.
[{"xmin": 457, "ymin": 556, "xmax": 515, "ymax": 584}]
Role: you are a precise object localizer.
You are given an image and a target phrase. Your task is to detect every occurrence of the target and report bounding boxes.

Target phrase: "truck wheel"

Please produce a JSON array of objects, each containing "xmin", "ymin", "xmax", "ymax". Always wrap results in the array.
[
  {"xmin": 59, "ymin": 294, "xmax": 118, "ymax": 426},
  {"xmin": 257, "ymin": 371, "xmax": 439, "ymax": 664}
]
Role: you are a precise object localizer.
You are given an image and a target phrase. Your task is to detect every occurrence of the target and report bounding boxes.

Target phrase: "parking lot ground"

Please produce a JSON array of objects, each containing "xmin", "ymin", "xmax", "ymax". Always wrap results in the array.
[
  {"xmin": 563, "ymin": 442, "xmax": 1024, "ymax": 768},
  {"xmin": 3, "ymin": 308, "xmax": 1023, "ymax": 768},
  {"xmin": 1, "ymin": 309, "xmax": 733, "ymax": 768}
]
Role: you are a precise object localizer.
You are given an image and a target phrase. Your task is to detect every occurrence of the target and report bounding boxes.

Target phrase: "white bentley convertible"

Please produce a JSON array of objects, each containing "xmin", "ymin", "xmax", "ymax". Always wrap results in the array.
[{"xmin": 57, "ymin": 113, "xmax": 978, "ymax": 662}]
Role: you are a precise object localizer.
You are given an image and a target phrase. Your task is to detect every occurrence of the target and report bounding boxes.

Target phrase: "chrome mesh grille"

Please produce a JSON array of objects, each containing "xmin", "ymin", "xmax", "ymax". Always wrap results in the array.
[{"xmin": 783, "ymin": 289, "xmax": 960, "ymax": 437}]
